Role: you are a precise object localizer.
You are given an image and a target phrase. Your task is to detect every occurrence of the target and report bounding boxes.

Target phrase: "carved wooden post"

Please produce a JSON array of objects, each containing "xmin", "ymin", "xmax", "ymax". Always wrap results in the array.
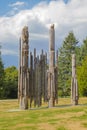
[
  {"xmin": 41, "ymin": 50, "xmax": 44, "ymax": 101},
  {"xmin": 29, "ymin": 52, "xmax": 34, "ymax": 108},
  {"xmin": 35, "ymin": 55, "xmax": 39, "ymax": 106},
  {"xmin": 71, "ymin": 54, "xmax": 78, "ymax": 105},
  {"xmin": 18, "ymin": 38, "xmax": 21, "ymax": 102},
  {"xmin": 38, "ymin": 57, "xmax": 41, "ymax": 107},
  {"xmin": 44, "ymin": 52, "xmax": 48, "ymax": 102},
  {"xmin": 19, "ymin": 26, "xmax": 29, "ymax": 109},
  {"xmin": 33, "ymin": 48, "xmax": 36, "ymax": 107},
  {"xmin": 48, "ymin": 24, "xmax": 56, "ymax": 107},
  {"xmin": 55, "ymin": 50, "xmax": 58, "ymax": 104}
]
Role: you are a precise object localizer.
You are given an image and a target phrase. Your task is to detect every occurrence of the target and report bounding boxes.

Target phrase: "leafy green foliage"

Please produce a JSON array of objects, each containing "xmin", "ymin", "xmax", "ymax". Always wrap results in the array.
[
  {"xmin": 0, "ymin": 45, "xmax": 18, "ymax": 99},
  {"xmin": 0, "ymin": 57, "xmax": 4, "ymax": 87},
  {"xmin": 77, "ymin": 56, "xmax": 87, "ymax": 96},
  {"xmin": 76, "ymin": 38, "xmax": 87, "ymax": 97},
  {"xmin": 2, "ymin": 66, "xmax": 18, "ymax": 99},
  {"xmin": 0, "ymin": 45, "xmax": 4, "ymax": 98}
]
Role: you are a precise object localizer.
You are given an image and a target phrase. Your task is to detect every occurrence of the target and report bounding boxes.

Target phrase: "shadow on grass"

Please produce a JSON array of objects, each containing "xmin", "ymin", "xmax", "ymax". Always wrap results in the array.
[{"xmin": 7, "ymin": 103, "xmax": 87, "ymax": 112}]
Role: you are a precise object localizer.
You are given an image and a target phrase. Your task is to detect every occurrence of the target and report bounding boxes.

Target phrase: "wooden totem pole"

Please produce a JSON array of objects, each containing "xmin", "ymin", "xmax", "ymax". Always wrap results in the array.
[
  {"xmin": 71, "ymin": 54, "xmax": 78, "ymax": 105},
  {"xmin": 18, "ymin": 26, "xmax": 29, "ymax": 109},
  {"xmin": 48, "ymin": 24, "xmax": 58, "ymax": 107}
]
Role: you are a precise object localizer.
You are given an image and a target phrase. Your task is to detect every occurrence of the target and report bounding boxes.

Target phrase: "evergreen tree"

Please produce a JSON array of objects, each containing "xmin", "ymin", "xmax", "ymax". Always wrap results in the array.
[
  {"xmin": 80, "ymin": 37, "xmax": 87, "ymax": 62},
  {"xmin": 58, "ymin": 32, "xmax": 79, "ymax": 96}
]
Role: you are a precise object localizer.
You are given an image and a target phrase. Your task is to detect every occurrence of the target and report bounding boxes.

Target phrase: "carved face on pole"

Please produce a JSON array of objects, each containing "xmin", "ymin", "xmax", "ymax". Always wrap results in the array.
[{"xmin": 22, "ymin": 26, "xmax": 29, "ymax": 44}]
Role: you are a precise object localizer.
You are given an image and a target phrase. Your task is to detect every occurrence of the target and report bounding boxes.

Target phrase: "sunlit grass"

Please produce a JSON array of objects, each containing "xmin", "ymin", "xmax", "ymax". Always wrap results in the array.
[{"xmin": 0, "ymin": 97, "xmax": 87, "ymax": 130}]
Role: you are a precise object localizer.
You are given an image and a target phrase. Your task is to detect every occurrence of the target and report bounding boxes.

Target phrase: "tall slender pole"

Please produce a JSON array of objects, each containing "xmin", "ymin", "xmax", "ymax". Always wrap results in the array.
[
  {"xmin": 18, "ymin": 38, "xmax": 21, "ymax": 101},
  {"xmin": 55, "ymin": 50, "xmax": 58, "ymax": 104},
  {"xmin": 71, "ymin": 54, "xmax": 78, "ymax": 105},
  {"xmin": 48, "ymin": 24, "xmax": 56, "ymax": 107},
  {"xmin": 19, "ymin": 26, "xmax": 29, "ymax": 109}
]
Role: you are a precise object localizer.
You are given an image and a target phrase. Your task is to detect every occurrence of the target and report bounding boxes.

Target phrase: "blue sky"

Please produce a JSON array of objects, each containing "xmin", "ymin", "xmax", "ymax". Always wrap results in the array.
[
  {"xmin": 0, "ymin": 0, "xmax": 68, "ymax": 16},
  {"xmin": 0, "ymin": 0, "xmax": 47, "ymax": 15},
  {"xmin": 0, "ymin": 0, "xmax": 87, "ymax": 68}
]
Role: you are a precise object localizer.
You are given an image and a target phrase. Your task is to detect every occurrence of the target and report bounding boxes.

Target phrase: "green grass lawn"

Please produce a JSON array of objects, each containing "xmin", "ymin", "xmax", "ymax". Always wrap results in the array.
[{"xmin": 0, "ymin": 97, "xmax": 87, "ymax": 130}]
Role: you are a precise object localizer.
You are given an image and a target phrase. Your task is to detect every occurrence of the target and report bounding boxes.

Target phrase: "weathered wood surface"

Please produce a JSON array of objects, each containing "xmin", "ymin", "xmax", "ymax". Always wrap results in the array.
[
  {"xmin": 71, "ymin": 54, "xmax": 78, "ymax": 105},
  {"xmin": 18, "ymin": 26, "xmax": 29, "ymax": 109},
  {"xmin": 48, "ymin": 24, "xmax": 58, "ymax": 107},
  {"xmin": 18, "ymin": 25, "xmax": 58, "ymax": 109}
]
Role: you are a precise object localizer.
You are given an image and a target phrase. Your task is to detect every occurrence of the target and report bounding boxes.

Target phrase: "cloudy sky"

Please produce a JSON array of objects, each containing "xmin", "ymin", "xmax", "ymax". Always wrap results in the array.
[{"xmin": 0, "ymin": 0, "xmax": 87, "ymax": 67}]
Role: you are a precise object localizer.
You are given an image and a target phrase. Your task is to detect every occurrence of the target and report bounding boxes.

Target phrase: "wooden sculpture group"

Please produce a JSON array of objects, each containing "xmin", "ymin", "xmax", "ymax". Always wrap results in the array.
[{"xmin": 18, "ymin": 25, "xmax": 79, "ymax": 110}]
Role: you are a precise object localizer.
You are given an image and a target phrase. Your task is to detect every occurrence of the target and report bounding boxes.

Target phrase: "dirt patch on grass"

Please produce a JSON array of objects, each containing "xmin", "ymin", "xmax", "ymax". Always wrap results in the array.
[
  {"xmin": 67, "ymin": 121, "xmax": 87, "ymax": 130},
  {"xmin": 55, "ymin": 111, "xmax": 85, "ymax": 120},
  {"xmin": 38, "ymin": 123, "xmax": 56, "ymax": 130},
  {"xmin": 11, "ymin": 123, "xmax": 33, "ymax": 129}
]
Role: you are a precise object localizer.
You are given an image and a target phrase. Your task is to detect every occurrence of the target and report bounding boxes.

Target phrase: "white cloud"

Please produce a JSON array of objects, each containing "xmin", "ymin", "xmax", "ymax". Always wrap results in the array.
[
  {"xmin": 9, "ymin": 1, "xmax": 25, "ymax": 7},
  {"xmin": 8, "ymin": 1, "xmax": 26, "ymax": 16},
  {"xmin": 1, "ymin": 49, "xmax": 17, "ymax": 56},
  {"xmin": 0, "ymin": 0, "xmax": 87, "ymax": 57}
]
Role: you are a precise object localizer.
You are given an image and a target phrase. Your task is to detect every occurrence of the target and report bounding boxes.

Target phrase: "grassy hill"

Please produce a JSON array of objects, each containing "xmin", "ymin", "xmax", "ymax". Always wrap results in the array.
[{"xmin": 0, "ymin": 97, "xmax": 87, "ymax": 130}]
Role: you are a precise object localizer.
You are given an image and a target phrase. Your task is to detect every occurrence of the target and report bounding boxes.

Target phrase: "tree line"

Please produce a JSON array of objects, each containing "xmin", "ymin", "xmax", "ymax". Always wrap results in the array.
[
  {"xmin": 58, "ymin": 32, "xmax": 87, "ymax": 97},
  {"xmin": 0, "ymin": 32, "xmax": 87, "ymax": 99},
  {"xmin": 0, "ymin": 46, "xmax": 18, "ymax": 99}
]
